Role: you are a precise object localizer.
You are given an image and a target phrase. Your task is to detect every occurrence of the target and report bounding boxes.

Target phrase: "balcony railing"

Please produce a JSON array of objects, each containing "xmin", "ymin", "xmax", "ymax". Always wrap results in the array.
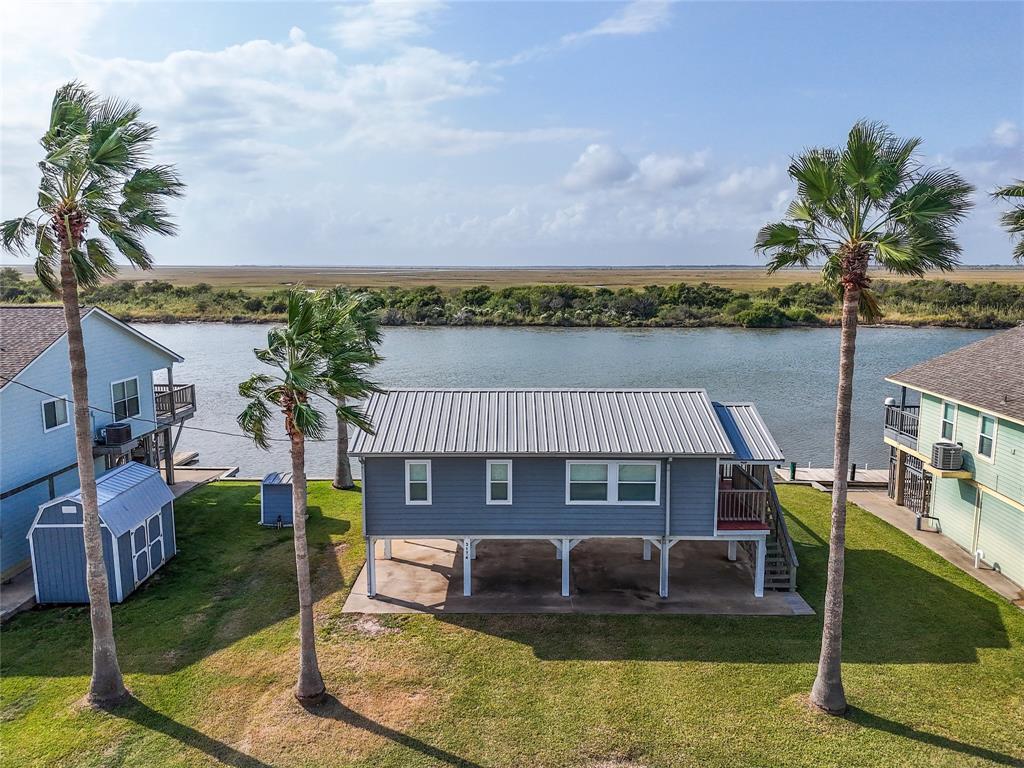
[
  {"xmin": 884, "ymin": 404, "xmax": 920, "ymax": 440},
  {"xmin": 718, "ymin": 489, "xmax": 768, "ymax": 525},
  {"xmin": 155, "ymin": 383, "xmax": 196, "ymax": 421}
]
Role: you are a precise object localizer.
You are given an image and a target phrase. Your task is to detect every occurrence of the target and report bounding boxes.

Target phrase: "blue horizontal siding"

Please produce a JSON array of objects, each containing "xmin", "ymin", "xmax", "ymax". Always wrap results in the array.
[{"xmin": 364, "ymin": 456, "xmax": 717, "ymax": 537}]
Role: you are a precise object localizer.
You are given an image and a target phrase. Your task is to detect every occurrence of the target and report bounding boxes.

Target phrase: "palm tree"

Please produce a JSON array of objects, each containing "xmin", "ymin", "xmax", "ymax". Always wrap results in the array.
[
  {"xmin": 320, "ymin": 289, "xmax": 382, "ymax": 490},
  {"xmin": 238, "ymin": 291, "xmax": 379, "ymax": 704},
  {"xmin": 1, "ymin": 82, "xmax": 183, "ymax": 706},
  {"xmin": 755, "ymin": 121, "xmax": 972, "ymax": 715},
  {"xmin": 992, "ymin": 181, "xmax": 1024, "ymax": 262}
]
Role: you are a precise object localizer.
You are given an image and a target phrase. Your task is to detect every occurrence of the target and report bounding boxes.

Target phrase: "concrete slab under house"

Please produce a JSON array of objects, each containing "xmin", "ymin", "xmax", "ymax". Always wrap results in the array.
[{"xmin": 348, "ymin": 389, "xmax": 806, "ymax": 612}]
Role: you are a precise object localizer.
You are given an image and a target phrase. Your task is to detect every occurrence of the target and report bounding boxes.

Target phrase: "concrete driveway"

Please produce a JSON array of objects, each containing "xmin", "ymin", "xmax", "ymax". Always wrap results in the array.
[{"xmin": 342, "ymin": 538, "xmax": 813, "ymax": 616}]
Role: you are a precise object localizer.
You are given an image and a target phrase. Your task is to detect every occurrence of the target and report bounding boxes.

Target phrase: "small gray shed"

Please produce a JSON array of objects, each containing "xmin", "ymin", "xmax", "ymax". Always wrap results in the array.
[
  {"xmin": 261, "ymin": 473, "xmax": 294, "ymax": 527},
  {"xmin": 28, "ymin": 462, "xmax": 176, "ymax": 604}
]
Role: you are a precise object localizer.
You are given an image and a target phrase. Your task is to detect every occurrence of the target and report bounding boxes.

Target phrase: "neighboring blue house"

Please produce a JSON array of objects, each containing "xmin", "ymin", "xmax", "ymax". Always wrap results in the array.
[
  {"xmin": 0, "ymin": 306, "xmax": 196, "ymax": 578},
  {"xmin": 352, "ymin": 389, "xmax": 794, "ymax": 599}
]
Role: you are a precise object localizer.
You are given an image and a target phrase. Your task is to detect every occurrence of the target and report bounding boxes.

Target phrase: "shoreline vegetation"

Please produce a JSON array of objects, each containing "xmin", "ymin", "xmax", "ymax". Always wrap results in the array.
[{"xmin": 2, "ymin": 267, "xmax": 1022, "ymax": 329}]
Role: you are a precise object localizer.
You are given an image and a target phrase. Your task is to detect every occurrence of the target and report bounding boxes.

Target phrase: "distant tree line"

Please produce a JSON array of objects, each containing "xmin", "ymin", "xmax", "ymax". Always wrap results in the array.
[{"xmin": 1, "ymin": 266, "xmax": 1021, "ymax": 329}]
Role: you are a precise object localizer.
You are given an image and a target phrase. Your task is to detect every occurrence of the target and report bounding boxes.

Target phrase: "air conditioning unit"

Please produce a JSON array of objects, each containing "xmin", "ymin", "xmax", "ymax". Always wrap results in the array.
[
  {"xmin": 931, "ymin": 441, "xmax": 963, "ymax": 471},
  {"xmin": 97, "ymin": 422, "xmax": 132, "ymax": 445}
]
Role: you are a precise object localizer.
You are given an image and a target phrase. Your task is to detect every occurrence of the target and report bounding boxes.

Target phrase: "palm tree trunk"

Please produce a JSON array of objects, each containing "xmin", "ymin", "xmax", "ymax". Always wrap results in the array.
[
  {"xmin": 333, "ymin": 396, "xmax": 354, "ymax": 489},
  {"xmin": 810, "ymin": 283, "xmax": 859, "ymax": 715},
  {"xmin": 288, "ymin": 422, "xmax": 327, "ymax": 704},
  {"xmin": 60, "ymin": 253, "xmax": 128, "ymax": 706}
]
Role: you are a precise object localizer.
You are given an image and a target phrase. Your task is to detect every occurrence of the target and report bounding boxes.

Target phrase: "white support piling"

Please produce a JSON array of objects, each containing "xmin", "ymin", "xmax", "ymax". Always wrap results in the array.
[
  {"xmin": 659, "ymin": 536, "xmax": 670, "ymax": 598},
  {"xmin": 754, "ymin": 537, "xmax": 766, "ymax": 598},
  {"xmin": 470, "ymin": 539, "xmax": 478, "ymax": 559},
  {"xmin": 366, "ymin": 537, "xmax": 377, "ymax": 598},
  {"xmin": 383, "ymin": 538, "xmax": 392, "ymax": 559},
  {"xmin": 643, "ymin": 539, "xmax": 652, "ymax": 561},
  {"xmin": 727, "ymin": 540, "xmax": 737, "ymax": 562},
  {"xmin": 560, "ymin": 537, "xmax": 571, "ymax": 597},
  {"xmin": 462, "ymin": 537, "xmax": 473, "ymax": 596}
]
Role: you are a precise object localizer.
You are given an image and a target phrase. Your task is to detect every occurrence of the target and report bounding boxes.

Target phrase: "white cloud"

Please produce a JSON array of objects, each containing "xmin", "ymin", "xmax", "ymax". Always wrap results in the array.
[
  {"xmin": 562, "ymin": 0, "xmax": 672, "ymax": 45},
  {"xmin": 495, "ymin": 0, "xmax": 672, "ymax": 68},
  {"xmin": 992, "ymin": 120, "xmax": 1020, "ymax": 148},
  {"xmin": 636, "ymin": 151, "xmax": 709, "ymax": 190},
  {"xmin": 562, "ymin": 144, "xmax": 635, "ymax": 191},
  {"xmin": 331, "ymin": 0, "xmax": 445, "ymax": 50},
  {"xmin": 562, "ymin": 145, "xmax": 710, "ymax": 193}
]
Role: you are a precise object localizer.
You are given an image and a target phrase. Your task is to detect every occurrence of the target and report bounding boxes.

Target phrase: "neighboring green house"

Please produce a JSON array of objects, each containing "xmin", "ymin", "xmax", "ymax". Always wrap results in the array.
[{"xmin": 884, "ymin": 326, "xmax": 1024, "ymax": 588}]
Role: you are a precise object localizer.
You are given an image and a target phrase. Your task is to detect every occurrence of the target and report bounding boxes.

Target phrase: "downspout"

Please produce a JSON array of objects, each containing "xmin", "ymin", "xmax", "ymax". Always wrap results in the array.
[{"xmin": 664, "ymin": 457, "xmax": 672, "ymax": 539}]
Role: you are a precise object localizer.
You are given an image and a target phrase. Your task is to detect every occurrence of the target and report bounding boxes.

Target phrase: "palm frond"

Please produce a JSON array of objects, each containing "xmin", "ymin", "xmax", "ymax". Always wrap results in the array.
[
  {"xmin": 238, "ymin": 397, "xmax": 274, "ymax": 450},
  {"xmin": 291, "ymin": 401, "xmax": 327, "ymax": 441},
  {"xmin": 1, "ymin": 217, "xmax": 38, "ymax": 256}
]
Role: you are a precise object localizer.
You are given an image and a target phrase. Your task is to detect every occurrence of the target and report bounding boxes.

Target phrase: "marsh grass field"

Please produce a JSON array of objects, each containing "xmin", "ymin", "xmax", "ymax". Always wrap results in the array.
[
  {"xmin": 3, "ymin": 264, "xmax": 1023, "ymax": 328},
  {"xmin": 6, "ymin": 264, "xmax": 1020, "ymax": 292}
]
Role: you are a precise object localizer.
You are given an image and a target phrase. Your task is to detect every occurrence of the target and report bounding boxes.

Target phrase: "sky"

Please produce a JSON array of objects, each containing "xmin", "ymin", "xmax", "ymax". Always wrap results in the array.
[{"xmin": 1, "ymin": 0, "xmax": 1022, "ymax": 268}]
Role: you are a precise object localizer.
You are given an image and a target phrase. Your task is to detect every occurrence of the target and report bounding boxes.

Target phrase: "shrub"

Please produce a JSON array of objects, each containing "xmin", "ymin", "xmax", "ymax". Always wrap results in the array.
[{"xmin": 735, "ymin": 302, "xmax": 788, "ymax": 327}]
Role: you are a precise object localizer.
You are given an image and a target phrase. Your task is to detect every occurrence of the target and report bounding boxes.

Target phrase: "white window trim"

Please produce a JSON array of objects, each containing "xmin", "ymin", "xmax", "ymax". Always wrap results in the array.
[
  {"xmin": 486, "ymin": 459, "xmax": 513, "ymax": 505},
  {"xmin": 976, "ymin": 413, "xmax": 998, "ymax": 463},
  {"xmin": 111, "ymin": 376, "xmax": 141, "ymax": 420},
  {"xmin": 405, "ymin": 459, "xmax": 432, "ymax": 505},
  {"xmin": 565, "ymin": 460, "xmax": 661, "ymax": 506},
  {"xmin": 41, "ymin": 395, "xmax": 70, "ymax": 433},
  {"xmin": 940, "ymin": 401, "xmax": 958, "ymax": 442}
]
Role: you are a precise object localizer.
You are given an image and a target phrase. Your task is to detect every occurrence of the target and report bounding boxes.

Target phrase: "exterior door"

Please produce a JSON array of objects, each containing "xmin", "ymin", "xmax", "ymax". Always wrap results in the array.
[{"xmin": 131, "ymin": 513, "xmax": 165, "ymax": 585}]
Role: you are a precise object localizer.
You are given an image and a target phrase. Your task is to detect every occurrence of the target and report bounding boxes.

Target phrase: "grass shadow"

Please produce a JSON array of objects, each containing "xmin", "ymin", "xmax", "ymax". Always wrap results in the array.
[
  {"xmin": 437, "ymin": 545, "xmax": 1009, "ymax": 663},
  {"xmin": 847, "ymin": 707, "xmax": 1024, "ymax": 767},
  {"xmin": 302, "ymin": 695, "xmax": 485, "ymax": 768},
  {"xmin": 113, "ymin": 695, "xmax": 272, "ymax": 768}
]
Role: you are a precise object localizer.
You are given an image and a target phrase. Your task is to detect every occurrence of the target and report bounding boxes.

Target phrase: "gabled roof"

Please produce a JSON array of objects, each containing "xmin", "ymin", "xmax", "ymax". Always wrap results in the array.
[
  {"xmin": 0, "ymin": 306, "xmax": 89, "ymax": 382},
  {"xmin": 0, "ymin": 306, "xmax": 183, "ymax": 390},
  {"xmin": 713, "ymin": 402, "xmax": 785, "ymax": 462},
  {"xmin": 30, "ymin": 463, "xmax": 174, "ymax": 538},
  {"xmin": 351, "ymin": 388, "xmax": 746, "ymax": 457},
  {"xmin": 886, "ymin": 326, "xmax": 1024, "ymax": 426}
]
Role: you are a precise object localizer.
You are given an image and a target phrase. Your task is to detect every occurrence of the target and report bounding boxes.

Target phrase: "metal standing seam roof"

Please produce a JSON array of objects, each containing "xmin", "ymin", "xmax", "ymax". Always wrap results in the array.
[
  {"xmin": 713, "ymin": 402, "xmax": 785, "ymax": 462},
  {"xmin": 61, "ymin": 462, "xmax": 174, "ymax": 538},
  {"xmin": 263, "ymin": 472, "xmax": 293, "ymax": 485},
  {"xmin": 350, "ymin": 389, "xmax": 739, "ymax": 457}
]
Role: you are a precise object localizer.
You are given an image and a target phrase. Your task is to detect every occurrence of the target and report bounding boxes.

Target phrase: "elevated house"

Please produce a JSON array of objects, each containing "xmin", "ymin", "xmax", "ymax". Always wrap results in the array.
[
  {"xmin": 0, "ymin": 306, "xmax": 195, "ymax": 579},
  {"xmin": 352, "ymin": 388, "xmax": 796, "ymax": 599},
  {"xmin": 884, "ymin": 326, "xmax": 1024, "ymax": 588}
]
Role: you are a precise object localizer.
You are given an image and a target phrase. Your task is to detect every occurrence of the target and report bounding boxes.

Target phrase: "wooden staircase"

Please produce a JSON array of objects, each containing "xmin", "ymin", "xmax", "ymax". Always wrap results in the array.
[
  {"xmin": 732, "ymin": 466, "xmax": 798, "ymax": 592},
  {"xmin": 763, "ymin": 474, "xmax": 798, "ymax": 591}
]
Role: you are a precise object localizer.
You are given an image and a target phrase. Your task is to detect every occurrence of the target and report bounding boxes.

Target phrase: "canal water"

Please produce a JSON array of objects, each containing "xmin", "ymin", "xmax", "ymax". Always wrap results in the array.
[{"xmin": 144, "ymin": 324, "xmax": 993, "ymax": 478}]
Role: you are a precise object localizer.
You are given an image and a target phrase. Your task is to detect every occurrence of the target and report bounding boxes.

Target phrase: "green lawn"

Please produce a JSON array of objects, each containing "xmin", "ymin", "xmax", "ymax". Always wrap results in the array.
[{"xmin": 1, "ymin": 482, "xmax": 1022, "ymax": 768}]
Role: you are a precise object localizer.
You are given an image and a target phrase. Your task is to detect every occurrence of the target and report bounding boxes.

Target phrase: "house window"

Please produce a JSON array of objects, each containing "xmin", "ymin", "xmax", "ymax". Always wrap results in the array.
[
  {"xmin": 940, "ymin": 402, "xmax": 956, "ymax": 441},
  {"xmin": 112, "ymin": 377, "xmax": 140, "ymax": 420},
  {"xmin": 405, "ymin": 460, "xmax": 432, "ymax": 504},
  {"xmin": 566, "ymin": 461, "xmax": 660, "ymax": 505},
  {"xmin": 617, "ymin": 463, "xmax": 659, "ymax": 502},
  {"xmin": 486, "ymin": 460, "xmax": 512, "ymax": 504},
  {"xmin": 41, "ymin": 396, "xmax": 69, "ymax": 432},
  {"xmin": 977, "ymin": 414, "xmax": 997, "ymax": 460},
  {"xmin": 568, "ymin": 463, "xmax": 609, "ymax": 502}
]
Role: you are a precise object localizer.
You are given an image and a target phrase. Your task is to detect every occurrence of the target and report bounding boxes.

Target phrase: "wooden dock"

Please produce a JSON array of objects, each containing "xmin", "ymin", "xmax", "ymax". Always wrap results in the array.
[
  {"xmin": 774, "ymin": 466, "xmax": 888, "ymax": 489},
  {"xmin": 172, "ymin": 450, "xmax": 199, "ymax": 467}
]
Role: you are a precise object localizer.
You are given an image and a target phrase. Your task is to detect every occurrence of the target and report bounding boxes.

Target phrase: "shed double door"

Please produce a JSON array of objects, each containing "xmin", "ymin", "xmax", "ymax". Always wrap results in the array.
[{"xmin": 132, "ymin": 513, "xmax": 165, "ymax": 584}]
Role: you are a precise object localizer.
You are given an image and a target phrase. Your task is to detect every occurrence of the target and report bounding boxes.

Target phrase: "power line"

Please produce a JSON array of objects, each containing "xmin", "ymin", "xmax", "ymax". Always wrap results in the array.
[{"xmin": 0, "ymin": 374, "xmax": 338, "ymax": 444}]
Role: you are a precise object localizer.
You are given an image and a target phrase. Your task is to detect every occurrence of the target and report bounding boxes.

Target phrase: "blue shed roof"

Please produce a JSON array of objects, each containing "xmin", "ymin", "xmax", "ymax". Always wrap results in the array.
[
  {"xmin": 67, "ymin": 463, "xmax": 174, "ymax": 537},
  {"xmin": 712, "ymin": 402, "xmax": 784, "ymax": 463},
  {"xmin": 263, "ymin": 472, "xmax": 293, "ymax": 485}
]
